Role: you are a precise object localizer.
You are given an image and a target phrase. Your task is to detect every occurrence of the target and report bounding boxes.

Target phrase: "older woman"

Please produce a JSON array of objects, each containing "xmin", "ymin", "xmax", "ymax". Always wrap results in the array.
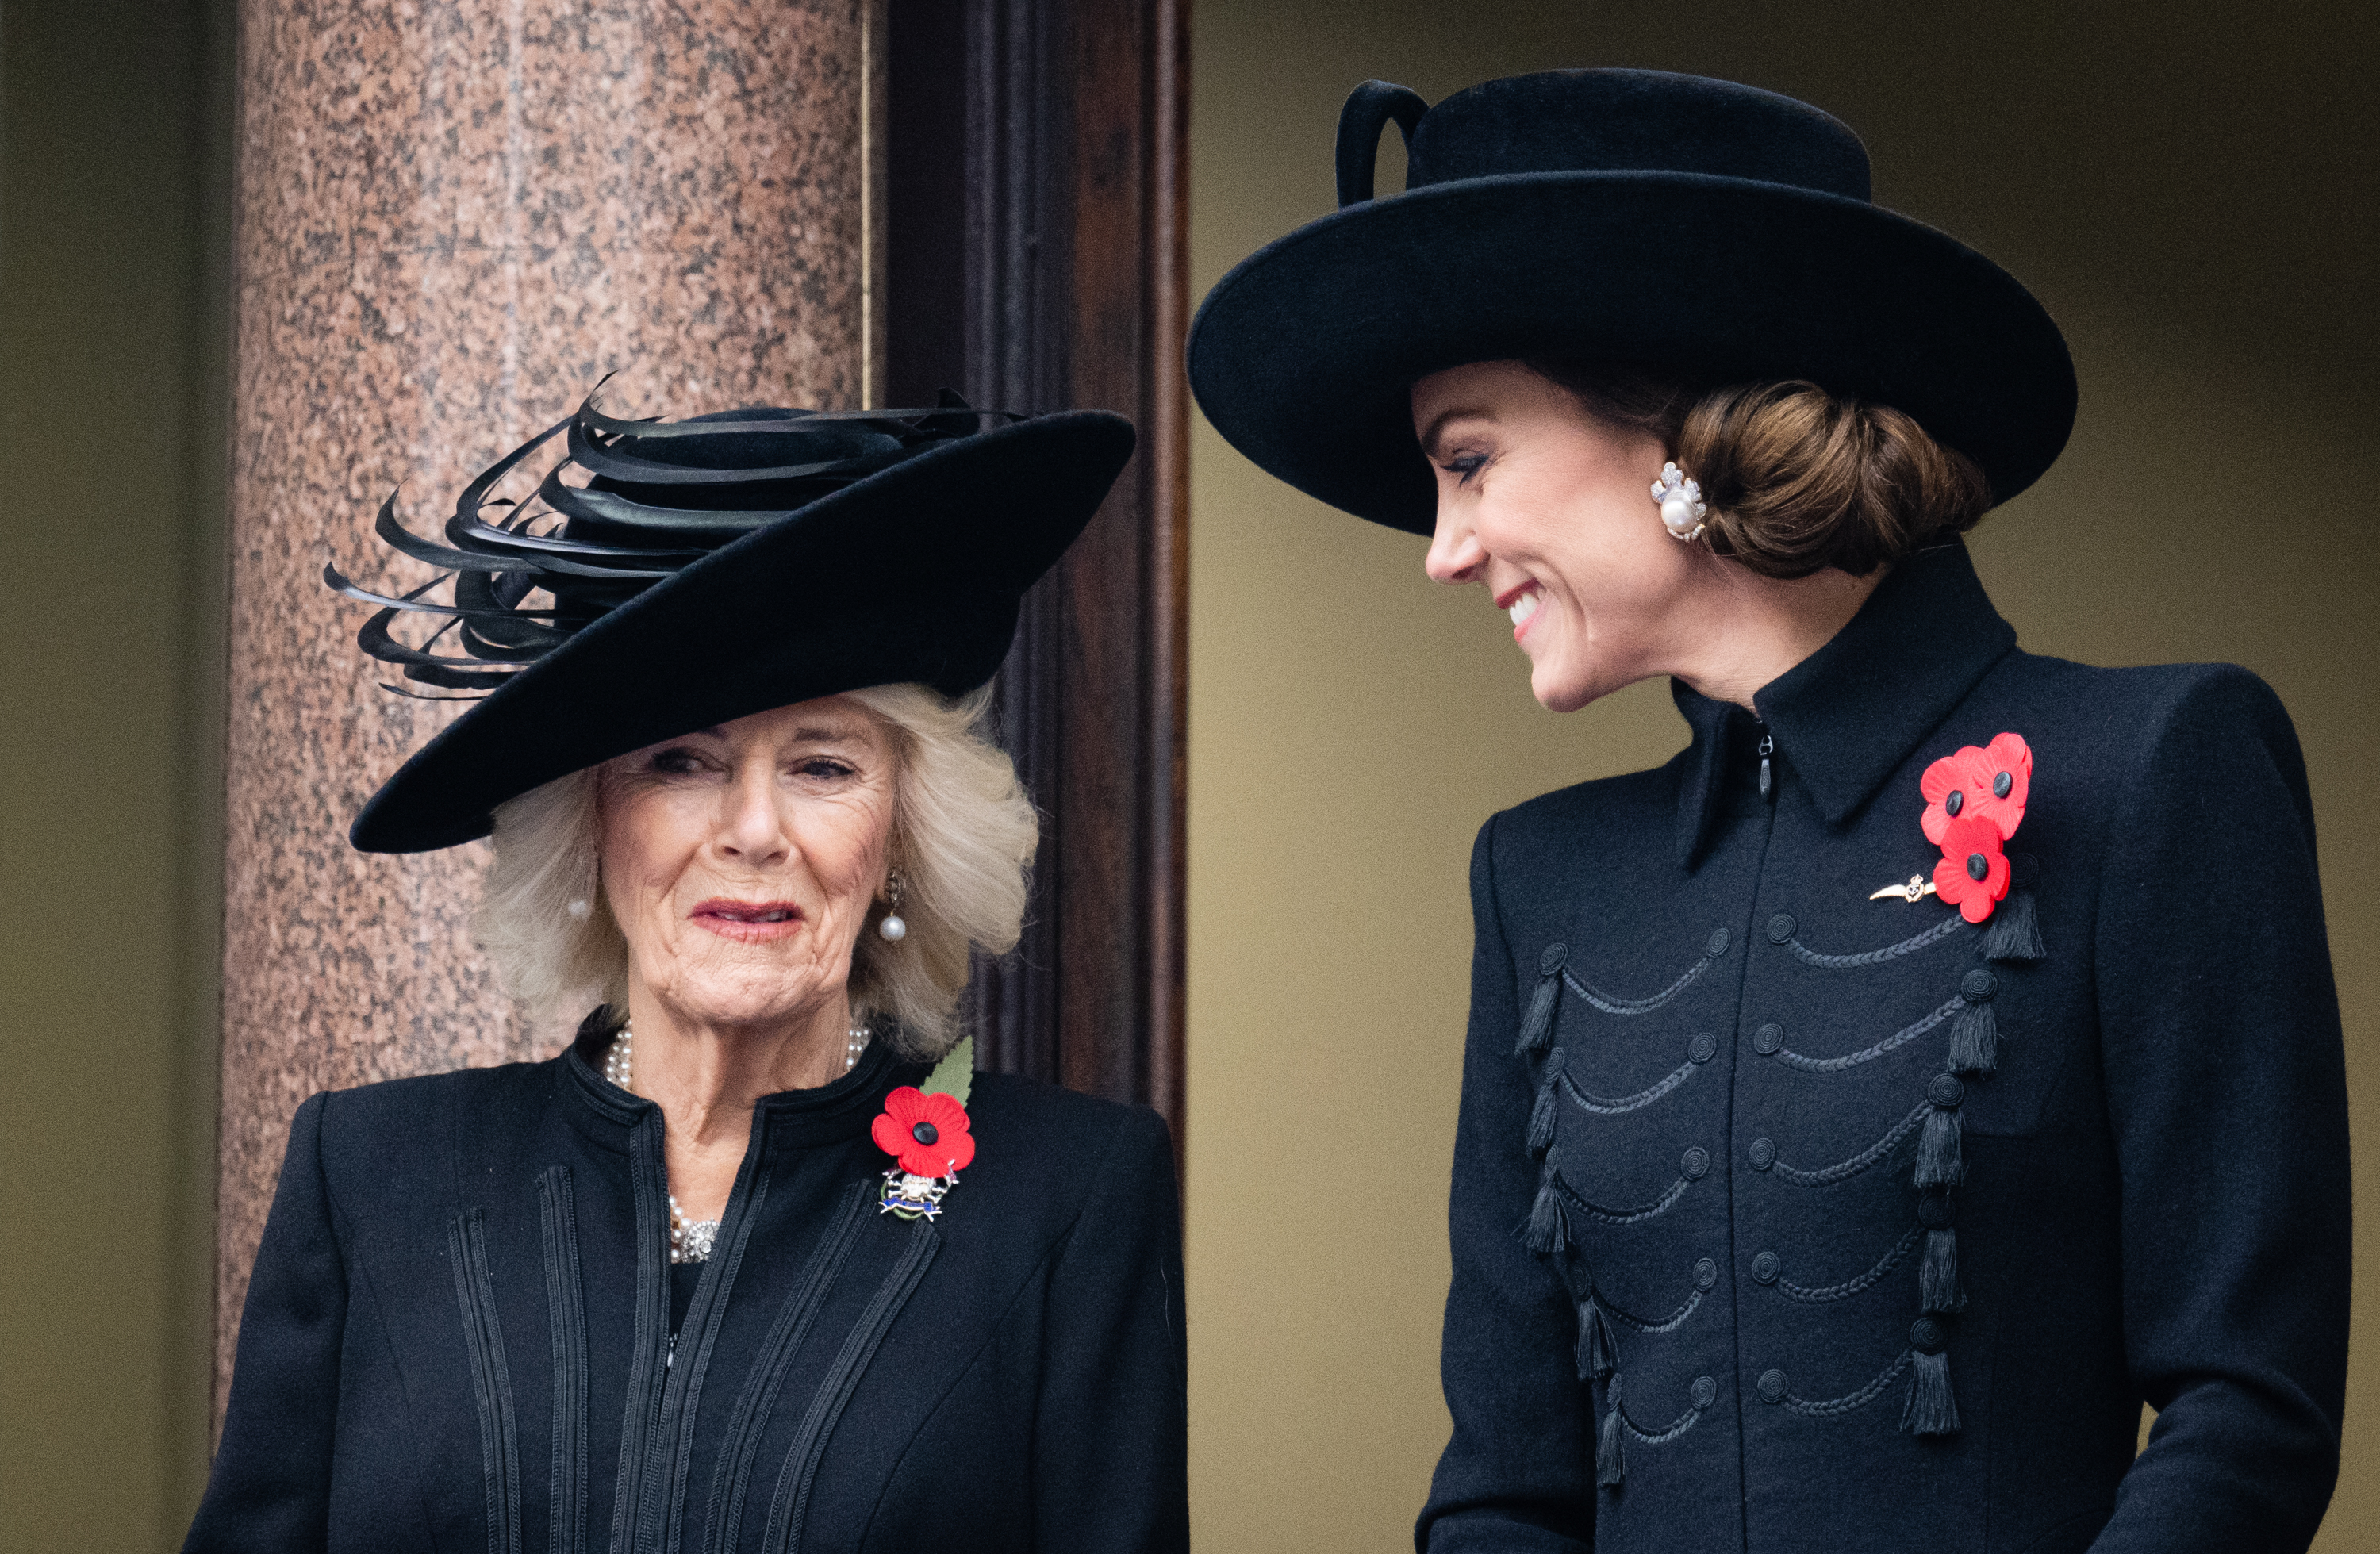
[
  {"xmin": 186, "ymin": 396, "xmax": 1188, "ymax": 1553},
  {"xmin": 1189, "ymin": 71, "xmax": 2347, "ymax": 1554}
]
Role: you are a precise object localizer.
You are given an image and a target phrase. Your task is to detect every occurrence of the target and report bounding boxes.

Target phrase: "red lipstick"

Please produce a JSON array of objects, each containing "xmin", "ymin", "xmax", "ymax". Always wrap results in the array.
[{"xmin": 689, "ymin": 898, "xmax": 805, "ymax": 943}]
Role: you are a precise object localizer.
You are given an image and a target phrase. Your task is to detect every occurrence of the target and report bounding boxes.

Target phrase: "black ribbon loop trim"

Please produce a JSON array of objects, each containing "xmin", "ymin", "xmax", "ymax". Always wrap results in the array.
[
  {"xmin": 1334, "ymin": 79, "xmax": 1428, "ymax": 207},
  {"xmin": 327, "ymin": 384, "xmax": 1022, "ymax": 697}
]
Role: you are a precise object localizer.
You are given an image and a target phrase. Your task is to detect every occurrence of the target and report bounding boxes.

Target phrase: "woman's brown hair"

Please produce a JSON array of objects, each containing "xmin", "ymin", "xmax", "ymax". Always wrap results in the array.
[{"xmin": 1527, "ymin": 361, "xmax": 1992, "ymax": 579}]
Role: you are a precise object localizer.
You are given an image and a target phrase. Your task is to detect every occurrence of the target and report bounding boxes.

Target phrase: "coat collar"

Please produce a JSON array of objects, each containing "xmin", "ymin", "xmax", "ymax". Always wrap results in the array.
[
  {"xmin": 1673, "ymin": 542, "xmax": 2017, "ymax": 866},
  {"xmin": 560, "ymin": 1010, "xmax": 926, "ymax": 1151}
]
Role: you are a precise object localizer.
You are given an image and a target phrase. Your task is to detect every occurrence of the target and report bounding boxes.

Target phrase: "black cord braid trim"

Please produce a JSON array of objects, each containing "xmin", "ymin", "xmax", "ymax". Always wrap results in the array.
[
  {"xmin": 1775, "ymin": 1228, "xmax": 1925, "ymax": 1303},
  {"xmin": 1779, "ymin": 1349, "xmax": 1914, "ymax": 1418},
  {"xmin": 448, "ymin": 1208, "xmax": 524, "ymax": 1554},
  {"xmin": 1555, "ymin": 1172, "xmax": 1690, "ymax": 1226},
  {"xmin": 1600, "ymin": 1287, "xmax": 1704, "ymax": 1335},
  {"xmin": 1771, "ymin": 1102, "xmax": 1932, "ymax": 1186},
  {"xmin": 1772, "ymin": 997, "xmax": 1964, "ymax": 1073},
  {"xmin": 1619, "ymin": 1399, "xmax": 1704, "ymax": 1445},
  {"xmin": 1560, "ymin": 1061, "xmax": 1699, "ymax": 1116},
  {"xmin": 1564, "ymin": 953, "xmax": 1714, "ymax": 1015},
  {"xmin": 1786, "ymin": 915, "xmax": 1966, "ymax": 969}
]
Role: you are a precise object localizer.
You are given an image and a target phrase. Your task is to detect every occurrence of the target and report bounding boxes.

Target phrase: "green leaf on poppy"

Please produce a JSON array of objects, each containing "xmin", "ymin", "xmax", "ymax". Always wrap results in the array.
[{"xmin": 921, "ymin": 1034, "xmax": 973, "ymax": 1107}]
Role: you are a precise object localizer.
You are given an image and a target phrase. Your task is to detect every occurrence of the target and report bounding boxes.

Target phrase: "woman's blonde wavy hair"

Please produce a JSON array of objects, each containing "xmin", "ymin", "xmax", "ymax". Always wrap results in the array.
[{"xmin": 474, "ymin": 683, "xmax": 1035, "ymax": 1062}]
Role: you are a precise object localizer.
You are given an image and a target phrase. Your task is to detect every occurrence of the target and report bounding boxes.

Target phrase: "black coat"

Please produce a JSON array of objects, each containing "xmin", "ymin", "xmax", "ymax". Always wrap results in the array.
[
  {"xmin": 186, "ymin": 1026, "xmax": 1188, "ymax": 1554},
  {"xmin": 1418, "ymin": 545, "xmax": 2349, "ymax": 1554}
]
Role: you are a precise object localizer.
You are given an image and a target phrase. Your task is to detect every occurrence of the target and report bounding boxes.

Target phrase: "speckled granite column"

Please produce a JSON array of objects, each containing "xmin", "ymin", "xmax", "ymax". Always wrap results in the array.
[{"xmin": 217, "ymin": 0, "xmax": 876, "ymax": 1410}]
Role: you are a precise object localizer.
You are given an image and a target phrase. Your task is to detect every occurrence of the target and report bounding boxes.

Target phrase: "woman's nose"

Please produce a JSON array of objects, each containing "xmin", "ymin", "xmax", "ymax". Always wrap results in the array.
[
  {"xmin": 718, "ymin": 765, "xmax": 790, "ymax": 861},
  {"xmin": 1425, "ymin": 503, "xmax": 1488, "ymax": 585}
]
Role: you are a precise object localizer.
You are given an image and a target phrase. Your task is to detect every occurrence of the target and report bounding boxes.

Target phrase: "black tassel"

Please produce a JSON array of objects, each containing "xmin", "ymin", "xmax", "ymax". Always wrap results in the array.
[
  {"xmin": 1948, "ymin": 999, "xmax": 1998, "ymax": 1076},
  {"xmin": 1526, "ymin": 1047, "xmax": 1564, "ymax": 1157},
  {"xmin": 1575, "ymin": 1295, "xmax": 1617, "ymax": 1380},
  {"xmin": 1916, "ymin": 1104, "xmax": 1964, "ymax": 1188},
  {"xmin": 1514, "ymin": 971, "xmax": 1560, "ymax": 1057},
  {"xmin": 1920, "ymin": 1229, "xmax": 1966, "ymax": 1313},
  {"xmin": 1980, "ymin": 888, "xmax": 2044, "ymax": 961},
  {"xmin": 1596, "ymin": 1373, "xmax": 1626, "ymax": 1487},
  {"xmin": 1522, "ymin": 1148, "xmax": 1568, "ymax": 1257},
  {"xmin": 1901, "ymin": 1348, "xmax": 1961, "ymax": 1436}
]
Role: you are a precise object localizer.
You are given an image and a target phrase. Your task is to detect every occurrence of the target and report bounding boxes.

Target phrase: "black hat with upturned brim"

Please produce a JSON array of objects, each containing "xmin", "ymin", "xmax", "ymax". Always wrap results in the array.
[
  {"xmin": 1187, "ymin": 69, "xmax": 2075, "ymax": 534},
  {"xmin": 332, "ymin": 396, "xmax": 1134, "ymax": 853}
]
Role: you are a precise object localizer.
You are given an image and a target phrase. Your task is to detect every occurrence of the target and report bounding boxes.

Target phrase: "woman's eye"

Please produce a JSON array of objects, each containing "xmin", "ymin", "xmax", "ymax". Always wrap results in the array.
[
  {"xmin": 649, "ymin": 747, "xmax": 705, "ymax": 775},
  {"xmin": 1447, "ymin": 454, "xmax": 1488, "ymax": 484},
  {"xmin": 794, "ymin": 758, "xmax": 855, "ymax": 780}
]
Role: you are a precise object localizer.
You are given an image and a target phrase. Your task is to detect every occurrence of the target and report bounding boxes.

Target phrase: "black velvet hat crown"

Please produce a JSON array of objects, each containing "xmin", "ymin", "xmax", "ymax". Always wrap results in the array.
[
  {"xmin": 330, "ymin": 389, "xmax": 1134, "ymax": 853},
  {"xmin": 1187, "ymin": 69, "xmax": 2075, "ymax": 533}
]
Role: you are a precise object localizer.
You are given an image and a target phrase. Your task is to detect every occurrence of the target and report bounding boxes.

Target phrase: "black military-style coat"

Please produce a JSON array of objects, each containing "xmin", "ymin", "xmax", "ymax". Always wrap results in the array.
[
  {"xmin": 186, "ymin": 1025, "xmax": 1188, "ymax": 1554},
  {"xmin": 1418, "ymin": 545, "xmax": 2349, "ymax": 1554}
]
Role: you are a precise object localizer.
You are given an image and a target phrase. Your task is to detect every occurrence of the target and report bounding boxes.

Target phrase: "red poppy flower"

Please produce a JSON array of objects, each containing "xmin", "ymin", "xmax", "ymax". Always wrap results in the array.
[
  {"xmin": 1921, "ymin": 733, "xmax": 2032, "ymax": 846},
  {"xmin": 873, "ymin": 1086, "xmax": 977, "ymax": 1177},
  {"xmin": 1933, "ymin": 815, "xmax": 2011, "ymax": 923}
]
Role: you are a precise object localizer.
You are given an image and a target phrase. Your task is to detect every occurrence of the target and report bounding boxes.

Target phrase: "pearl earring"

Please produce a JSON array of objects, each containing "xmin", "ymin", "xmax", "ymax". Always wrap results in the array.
[
  {"xmin": 567, "ymin": 898, "xmax": 592, "ymax": 921},
  {"xmin": 877, "ymin": 872, "xmax": 908, "ymax": 942},
  {"xmin": 1652, "ymin": 462, "xmax": 1709, "ymax": 543}
]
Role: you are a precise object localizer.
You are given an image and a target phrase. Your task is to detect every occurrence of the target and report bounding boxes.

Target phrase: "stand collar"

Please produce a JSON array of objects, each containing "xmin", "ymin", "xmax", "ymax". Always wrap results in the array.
[
  {"xmin": 1672, "ymin": 542, "xmax": 2016, "ymax": 865},
  {"xmin": 560, "ymin": 1010, "xmax": 928, "ymax": 1149}
]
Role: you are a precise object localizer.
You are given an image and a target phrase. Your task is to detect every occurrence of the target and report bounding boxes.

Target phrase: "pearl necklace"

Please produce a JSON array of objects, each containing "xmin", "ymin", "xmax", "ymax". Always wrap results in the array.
[{"xmin": 603, "ymin": 1021, "xmax": 870, "ymax": 1263}]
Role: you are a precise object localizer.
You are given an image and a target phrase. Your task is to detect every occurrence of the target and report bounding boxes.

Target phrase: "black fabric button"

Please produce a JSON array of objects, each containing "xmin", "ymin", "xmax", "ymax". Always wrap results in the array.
[
  {"xmin": 1688, "ymin": 1031, "xmax": 1718, "ymax": 1064},
  {"xmin": 1681, "ymin": 1147, "xmax": 1710, "ymax": 1181},
  {"xmin": 1752, "ymin": 1251, "xmax": 1780, "ymax": 1284},
  {"xmin": 1757, "ymin": 1369, "xmax": 1787, "ymax": 1404},
  {"xmin": 1928, "ymin": 1074, "xmax": 1966, "ymax": 1107},
  {"xmin": 1694, "ymin": 1257, "xmax": 1718, "ymax": 1291},
  {"xmin": 1944, "ymin": 789, "xmax": 1964, "ymax": 817},
  {"xmin": 1753, "ymin": 1022, "xmax": 1783, "ymax": 1055},
  {"xmin": 1993, "ymin": 770, "xmax": 2013, "ymax": 799},
  {"xmin": 1966, "ymin": 852, "xmax": 1990, "ymax": 881},
  {"xmin": 1910, "ymin": 1318, "xmax": 1946, "ymax": 1353},
  {"xmin": 1706, "ymin": 927, "xmax": 1732, "ymax": 957},
  {"xmin": 1917, "ymin": 1192, "xmax": 1955, "ymax": 1230},
  {"xmin": 1539, "ymin": 942, "xmax": 1568, "ymax": 976},
  {"xmin": 2013, "ymin": 851, "xmax": 2040, "ymax": 887},
  {"xmin": 1766, "ymin": 913, "xmax": 1796, "ymax": 944},
  {"xmin": 912, "ymin": 1122, "xmax": 939, "ymax": 1145},
  {"xmin": 1961, "ymin": 969, "xmax": 1998, "ymax": 1003},
  {"xmin": 1749, "ymin": 1138, "xmax": 1776, "ymax": 1170},
  {"xmin": 1691, "ymin": 1376, "xmax": 1718, "ymax": 1409}
]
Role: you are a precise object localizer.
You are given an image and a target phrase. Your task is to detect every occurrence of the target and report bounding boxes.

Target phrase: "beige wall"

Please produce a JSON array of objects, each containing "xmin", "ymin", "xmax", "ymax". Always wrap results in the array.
[
  {"xmin": 1184, "ymin": 4, "xmax": 2378, "ymax": 1550},
  {"xmin": 0, "ymin": 2, "xmax": 228, "ymax": 1549}
]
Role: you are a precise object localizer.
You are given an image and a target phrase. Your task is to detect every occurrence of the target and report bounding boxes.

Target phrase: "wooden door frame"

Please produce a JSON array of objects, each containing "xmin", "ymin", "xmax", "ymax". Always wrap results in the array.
[{"xmin": 886, "ymin": 0, "xmax": 1188, "ymax": 1155}]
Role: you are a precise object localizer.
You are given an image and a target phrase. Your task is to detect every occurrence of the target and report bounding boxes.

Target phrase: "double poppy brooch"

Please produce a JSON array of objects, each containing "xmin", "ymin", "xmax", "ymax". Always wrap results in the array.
[
  {"xmin": 1873, "ymin": 731, "xmax": 2045, "ymax": 958},
  {"xmin": 873, "ymin": 1036, "xmax": 977, "ymax": 1220}
]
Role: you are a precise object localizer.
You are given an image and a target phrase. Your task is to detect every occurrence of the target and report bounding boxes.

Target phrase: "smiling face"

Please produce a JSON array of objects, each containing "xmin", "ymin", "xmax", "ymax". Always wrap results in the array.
[
  {"xmin": 1414, "ymin": 360, "xmax": 1701, "ymax": 712},
  {"xmin": 597, "ymin": 696, "xmax": 897, "ymax": 1040}
]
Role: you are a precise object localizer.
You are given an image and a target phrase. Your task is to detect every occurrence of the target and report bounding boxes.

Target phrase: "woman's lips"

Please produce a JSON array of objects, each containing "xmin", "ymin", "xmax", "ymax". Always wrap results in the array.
[
  {"xmin": 690, "ymin": 899, "xmax": 805, "ymax": 943},
  {"xmin": 1500, "ymin": 583, "xmax": 1545, "ymax": 642}
]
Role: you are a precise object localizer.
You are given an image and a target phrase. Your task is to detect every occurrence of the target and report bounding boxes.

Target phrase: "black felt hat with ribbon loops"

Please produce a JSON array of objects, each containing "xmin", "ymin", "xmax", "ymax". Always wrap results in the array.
[
  {"xmin": 1187, "ymin": 69, "xmax": 2075, "ymax": 534},
  {"xmin": 328, "ymin": 387, "xmax": 1133, "ymax": 853}
]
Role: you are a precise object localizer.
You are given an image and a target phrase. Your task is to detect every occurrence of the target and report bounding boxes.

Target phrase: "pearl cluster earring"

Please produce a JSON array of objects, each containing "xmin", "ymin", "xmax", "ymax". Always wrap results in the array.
[{"xmin": 1652, "ymin": 462, "xmax": 1709, "ymax": 543}]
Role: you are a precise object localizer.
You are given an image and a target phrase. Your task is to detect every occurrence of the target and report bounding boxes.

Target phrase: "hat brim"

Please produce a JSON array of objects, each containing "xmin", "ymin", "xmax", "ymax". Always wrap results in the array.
[
  {"xmin": 1188, "ymin": 170, "xmax": 2075, "ymax": 533},
  {"xmin": 350, "ymin": 410, "xmax": 1134, "ymax": 853}
]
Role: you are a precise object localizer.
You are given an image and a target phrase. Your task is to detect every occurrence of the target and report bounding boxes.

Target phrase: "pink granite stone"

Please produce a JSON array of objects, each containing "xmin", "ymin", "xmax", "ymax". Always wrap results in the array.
[{"xmin": 218, "ymin": 0, "xmax": 870, "ymax": 1413}]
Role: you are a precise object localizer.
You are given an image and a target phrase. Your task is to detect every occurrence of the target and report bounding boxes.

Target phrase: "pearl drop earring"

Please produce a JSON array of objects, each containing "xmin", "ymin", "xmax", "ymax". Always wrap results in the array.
[
  {"xmin": 878, "ymin": 871, "xmax": 908, "ymax": 942},
  {"xmin": 567, "ymin": 898, "xmax": 592, "ymax": 921}
]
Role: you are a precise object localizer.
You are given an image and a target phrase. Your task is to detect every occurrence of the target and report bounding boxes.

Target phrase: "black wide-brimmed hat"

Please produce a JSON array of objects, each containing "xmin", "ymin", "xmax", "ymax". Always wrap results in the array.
[
  {"xmin": 329, "ymin": 391, "xmax": 1133, "ymax": 853},
  {"xmin": 1188, "ymin": 69, "xmax": 2075, "ymax": 534}
]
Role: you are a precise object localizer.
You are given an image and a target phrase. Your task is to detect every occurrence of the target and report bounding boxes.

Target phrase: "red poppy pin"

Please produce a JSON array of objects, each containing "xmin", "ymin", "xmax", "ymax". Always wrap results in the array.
[
  {"xmin": 1874, "ymin": 733, "xmax": 2034, "ymax": 923},
  {"xmin": 874, "ymin": 1037, "xmax": 976, "ymax": 1220}
]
